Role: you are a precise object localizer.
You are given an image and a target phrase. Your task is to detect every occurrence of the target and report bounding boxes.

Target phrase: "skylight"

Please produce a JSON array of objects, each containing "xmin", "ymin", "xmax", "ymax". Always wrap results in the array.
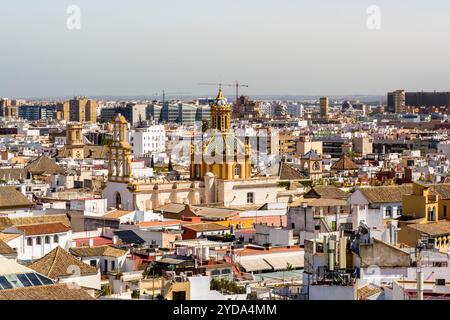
[{"xmin": 0, "ymin": 273, "xmax": 54, "ymax": 290}]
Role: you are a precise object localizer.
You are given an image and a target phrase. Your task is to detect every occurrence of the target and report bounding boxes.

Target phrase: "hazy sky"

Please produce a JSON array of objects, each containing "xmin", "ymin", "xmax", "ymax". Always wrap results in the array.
[{"xmin": 1, "ymin": 0, "xmax": 450, "ymax": 98}]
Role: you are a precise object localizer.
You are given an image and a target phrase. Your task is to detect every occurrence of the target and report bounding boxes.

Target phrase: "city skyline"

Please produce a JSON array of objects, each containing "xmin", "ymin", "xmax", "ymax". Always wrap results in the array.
[{"xmin": 2, "ymin": 1, "xmax": 450, "ymax": 97}]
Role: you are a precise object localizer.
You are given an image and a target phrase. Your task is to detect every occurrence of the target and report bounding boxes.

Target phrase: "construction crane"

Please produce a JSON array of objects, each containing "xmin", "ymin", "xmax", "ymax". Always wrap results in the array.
[
  {"xmin": 158, "ymin": 90, "xmax": 192, "ymax": 104},
  {"xmin": 198, "ymin": 81, "xmax": 249, "ymax": 102}
]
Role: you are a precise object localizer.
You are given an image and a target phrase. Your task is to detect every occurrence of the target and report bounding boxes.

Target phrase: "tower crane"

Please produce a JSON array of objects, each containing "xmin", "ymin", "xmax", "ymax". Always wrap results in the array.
[
  {"xmin": 198, "ymin": 81, "xmax": 249, "ymax": 102},
  {"xmin": 156, "ymin": 90, "xmax": 192, "ymax": 104}
]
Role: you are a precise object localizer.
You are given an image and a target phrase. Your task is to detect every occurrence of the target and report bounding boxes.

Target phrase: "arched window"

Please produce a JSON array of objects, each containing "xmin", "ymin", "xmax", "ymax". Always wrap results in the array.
[
  {"xmin": 45, "ymin": 236, "xmax": 50, "ymax": 244},
  {"xmin": 36, "ymin": 237, "xmax": 42, "ymax": 245},
  {"xmin": 115, "ymin": 192, "xmax": 122, "ymax": 209},
  {"xmin": 27, "ymin": 238, "xmax": 33, "ymax": 246},
  {"xmin": 54, "ymin": 235, "xmax": 59, "ymax": 244}
]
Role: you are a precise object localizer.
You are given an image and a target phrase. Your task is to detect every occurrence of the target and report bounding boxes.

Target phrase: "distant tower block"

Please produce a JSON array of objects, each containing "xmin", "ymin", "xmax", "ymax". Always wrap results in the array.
[
  {"xmin": 108, "ymin": 114, "xmax": 133, "ymax": 183},
  {"xmin": 320, "ymin": 97, "xmax": 329, "ymax": 118},
  {"xmin": 66, "ymin": 123, "xmax": 85, "ymax": 159}
]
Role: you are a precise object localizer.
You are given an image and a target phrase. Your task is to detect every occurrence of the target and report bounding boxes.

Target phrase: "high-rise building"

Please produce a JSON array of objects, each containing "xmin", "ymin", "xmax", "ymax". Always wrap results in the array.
[
  {"xmin": 320, "ymin": 97, "xmax": 329, "ymax": 118},
  {"xmin": 84, "ymin": 99, "xmax": 97, "ymax": 122},
  {"xmin": 56, "ymin": 102, "xmax": 70, "ymax": 121},
  {"xmin": 18, "ymin": 105, "xmax": 56, "ymax": 121},
  {"xmin": 62, "ymin": 96, "xmax": 98, "ymax": 122},
  {"xmin": 387, "ymin": 90, "xmax": 450, "ymax": 113},
  {"xmin": 233, "ymin": 96, "xmax": 261, "ymax": 119},
  {"xmin": 178, "ymin": 104, "xmax": 197, "ymax": 126},
  {"xmin": 195, "ymin": 105, "xmax": 211, "ymax": 122},
  {"xmin": 146, "ymin": 104, "xmax": 163, "ymax": 122},
  {"xmin": 391, "ymin": 90, "xmax": 406, "ymax": 114},
  {"xmin": 160, "ymin": 103, "xmax": 180, "ymax": 123},
  {"xmin": 0, "ymin": 98, "xmax": 11, "ymax": 117},
  {"xmin": 100, "ymin": 103, "xmax": 146, "ymax": 125}
]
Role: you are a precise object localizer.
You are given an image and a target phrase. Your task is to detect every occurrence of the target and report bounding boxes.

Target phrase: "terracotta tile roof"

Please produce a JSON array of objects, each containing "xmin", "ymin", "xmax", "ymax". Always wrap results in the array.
[
  {"xmin": 56, "ymin": 145, "xmax": 112, "ymax": 160},
  {"xmin": 70, "ymin": 245, "xmax": 128, "ymax": 258},
  {"xmin": 358, "ymin": 184, "xmax": 413, "ymax": 203},
  {"xmin": 291, "ymin": 197, "xmax": 348, "ymax": 207},
  {"xmin": 15, "ymin": 222, "xmax": 71, "ymax": 236},
  {"xmin": 0, "ymin": 239, "xmax": 15, "ymax": 255},
  {"xmin": 0, "ymin": 186, "xmax": 33, "ymax": 210},
  {"xmin": 279, "ymin": 163, "xmax": 308, "ymax": 180},
  {"xmin": 0, "ymin": 284, "xmax": 94, "ymax": 300},
  {"xmin": 137, "ymin": 220, "xmax": 185, "ymax": 228},
  {"xmin": 182, "ymin": 222, "xmax": 229, "ymax": 233},
  {"xmin": 429, "ymin": 184, "xmax": 450, "ymax": 199},
  {"xmin": 0, "ymin": 232, "xmax": 22, "ymax": 242},
  {"xmin": 357, "ymin": 284, "xmax": 382, "ymax": 300},
  {"xmin": 331, "ymin": 155, "xmax": 358, "ymax": 171},
  {"xmin": 103, "ymin": 209, "xmax": 133, "ymax": 219},
  {"xmin": 407, "ymin": 220, "xmax": 450, "ymax": 237},
  {"xmin": 74, "ymin": 237, "xmax": 113, "ymax": 247},
  {"xmin": 304, "ymin": 185, "xmax": 349, "ymax": 200},
  {"xmin": 25, "ymin": 155, "xmax": 64, "ymax": 175},
  {"xmin": 156, "ymin": 203, "xmax": 239, "ymax": 219},
  {"xmin": 28, "ymin": 247, "xmax": 98, "ymax": 279},
  {"xmin": 0, "ymin": 214, "xmax": 70, "ymax": 232},
  {"xmin": 0, "ymin": 168, "xmax": 28, "ymax": 181}
]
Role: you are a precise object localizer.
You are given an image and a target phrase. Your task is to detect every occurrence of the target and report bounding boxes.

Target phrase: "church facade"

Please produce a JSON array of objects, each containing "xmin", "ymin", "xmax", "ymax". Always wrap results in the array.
[{"xmin": 103, "ymin": 88, "xmax": 282, "ymax": 211}]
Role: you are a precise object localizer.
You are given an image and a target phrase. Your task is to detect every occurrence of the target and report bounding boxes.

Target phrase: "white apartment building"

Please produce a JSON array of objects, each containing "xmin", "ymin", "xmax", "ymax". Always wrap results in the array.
[
  {"xmin": 129, "ymin": 125, "xmax": 166, "ymax": 157},
  {"xmin": 1, "ymin": 223, "xmax": 72, "ymax": 262}
]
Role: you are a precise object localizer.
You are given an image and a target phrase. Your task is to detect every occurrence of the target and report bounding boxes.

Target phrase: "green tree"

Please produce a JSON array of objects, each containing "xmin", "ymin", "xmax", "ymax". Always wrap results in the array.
[
  {"xmin": 168, "ymin": 157, "xmax": 173, "ymax": 172},
  {"xmin": 151, "ymin": 155, "xmax": 155, "ymax": 169}
]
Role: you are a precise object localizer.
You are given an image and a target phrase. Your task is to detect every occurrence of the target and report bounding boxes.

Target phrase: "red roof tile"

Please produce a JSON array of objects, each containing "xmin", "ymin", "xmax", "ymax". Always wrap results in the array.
[{"xmin": 15, "ymin": 223, "xmax": 71, "ymax": 236}]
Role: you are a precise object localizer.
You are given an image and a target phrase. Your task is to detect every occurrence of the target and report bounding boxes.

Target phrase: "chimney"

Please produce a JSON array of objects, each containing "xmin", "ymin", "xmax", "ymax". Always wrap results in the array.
[
  {"xmin": 112, "ymin": 235, "xmax": 119, "ymax": 245},
  {"xmin": 417, "ymin": 269, "xmax": 424, "ymax": 300},
  {"xmin": 88, "ymin": 238, "xmax": 94, "ymax": 247}
]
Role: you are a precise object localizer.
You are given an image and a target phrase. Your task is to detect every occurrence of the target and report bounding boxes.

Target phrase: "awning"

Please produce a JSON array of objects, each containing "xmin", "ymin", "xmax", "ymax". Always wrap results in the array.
[
  {"xmin": 239, "ymin": 258, "xmax": 273, "ymax": 272},
  {"xmin": 264, "ymin": 254, "xmax": 304, "ymax": 271}
]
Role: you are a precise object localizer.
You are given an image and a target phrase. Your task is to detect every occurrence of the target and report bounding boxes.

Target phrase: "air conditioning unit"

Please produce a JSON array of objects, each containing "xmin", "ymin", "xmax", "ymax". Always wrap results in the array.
[{"xmin": 435, "ymin": 279, "xmax": 446, "ymax": 286}]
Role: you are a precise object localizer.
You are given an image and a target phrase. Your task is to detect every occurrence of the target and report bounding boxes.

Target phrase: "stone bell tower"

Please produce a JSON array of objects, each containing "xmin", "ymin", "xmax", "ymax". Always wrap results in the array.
[
  {"xmin": 66, "ymin": 123, "xmax": 85, "ymax": 159},
  {"xmin": 108, "ymin": 114, "xmax": 133, "ymax": 183}
]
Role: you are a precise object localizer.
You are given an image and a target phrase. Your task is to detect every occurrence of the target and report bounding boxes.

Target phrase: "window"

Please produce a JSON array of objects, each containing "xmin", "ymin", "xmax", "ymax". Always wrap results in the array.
[
  {"xmin": 90, "ymin": 260, "xmax": 97, "ymax": 267},
  {"xmin": 36, "ymin": 237, "xmax": 41, "ymax": 245},
  {"xmin": 45, "ymin": 236, "xmax": 50, "ymax": 244},
  {"xmin": 234, "ymin": 164, "xmax": 241, "ymax": 177},
  {"xmin": 247, "ymin": 192, "xmax": 254, "ymax": 204},
  {"xmin": 111, "ymin": 260, "xmax": 116, "ymax": 271},
  {"xmin": 444, "ymin": 205, "xmax": 447, "ymax": 217},
  {"xmin": 291, "ymin": 223, "xmax": 295, "ymax": 229},
  {"xmin": 385, "ymin": 206, "xmax": 393, "ymax": 218},
  {"xmin": 53, "ymin": 235, "xmax": 59, "ymax": 244},
  {"xmin": 27, "ymin": 238, "xmax": 33, "ymax": 246}
]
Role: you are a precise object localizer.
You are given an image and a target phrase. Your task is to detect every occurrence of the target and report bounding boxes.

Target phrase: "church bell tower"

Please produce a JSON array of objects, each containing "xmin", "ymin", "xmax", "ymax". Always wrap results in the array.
[{"xmin": 108, "ymin": 114, "xmax": 133, "ymax": 183}]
